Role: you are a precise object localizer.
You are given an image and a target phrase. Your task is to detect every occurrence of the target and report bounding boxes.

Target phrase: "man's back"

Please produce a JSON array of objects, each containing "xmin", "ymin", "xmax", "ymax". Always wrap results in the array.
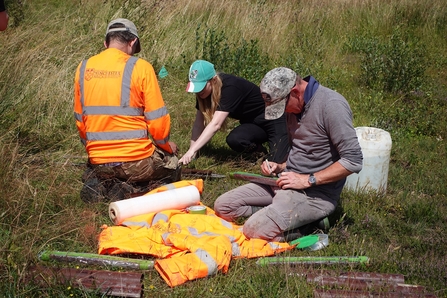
[
  {"xmin": 74, "ymin": 48, "xmax": 166, "ymax": 164},
  {"xmin": 74, "ymin": 18, "xmax": 179, "ymax": 203}
]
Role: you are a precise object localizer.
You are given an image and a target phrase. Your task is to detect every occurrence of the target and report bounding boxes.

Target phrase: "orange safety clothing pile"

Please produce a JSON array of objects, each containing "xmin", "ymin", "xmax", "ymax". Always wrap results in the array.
[{"xmin": 98, "ymin": 180, "xmax": 293, "ymax": 287}]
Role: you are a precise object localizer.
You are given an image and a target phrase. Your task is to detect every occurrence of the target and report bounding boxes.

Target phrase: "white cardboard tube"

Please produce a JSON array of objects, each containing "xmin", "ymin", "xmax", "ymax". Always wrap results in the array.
[{"xmin": 109, "ymin": 185, "xmax": 201, "ymax": 224}]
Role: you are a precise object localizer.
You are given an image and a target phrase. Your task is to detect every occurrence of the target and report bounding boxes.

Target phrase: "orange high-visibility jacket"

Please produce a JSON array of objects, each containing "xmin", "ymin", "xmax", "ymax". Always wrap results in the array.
[
  {"xmin": 145, "ymin": 179, "xmax": 204, "ymax": 195},
  {"xmin": 74, "ymin": 48, "xmax": 172, "ymax": 164},
  {"xmin": 98, "ymin": 181, "xmax": 293, "ymax": 287}
]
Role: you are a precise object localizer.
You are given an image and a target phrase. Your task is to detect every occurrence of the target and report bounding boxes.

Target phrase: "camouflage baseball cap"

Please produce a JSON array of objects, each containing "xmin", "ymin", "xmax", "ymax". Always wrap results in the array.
[{"xmin": 260, "ymin": 67, "xmax": 297, "ymax": 120}]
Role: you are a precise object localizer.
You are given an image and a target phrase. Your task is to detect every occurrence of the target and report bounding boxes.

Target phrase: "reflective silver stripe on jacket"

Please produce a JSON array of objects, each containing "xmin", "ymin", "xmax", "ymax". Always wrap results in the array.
[
  {"xmin": 145, "ymin": 106, "xmax": 170, "ymax": 146},
  {"xmin": 79, "ymin": 56, "xmax": 149, "ymax": 142},
  {"xmin": 121, "ymin": 56, "xmax": 138, "ymax": 107},
  {"xmin": 155, "ymin": 135, "xmax": 169, "ymax": 146},
  {"xmin": 74, "ymin": 112, "xmax": 82, "ymax": 122},
  {"xmin": 79, "ymin": 59, "xmax": 87, "ymax": 107},
  {"xmin": 121, "ymin": 220, "xmax": 151, "ymax": 228},
  {"xmin": 84, "ymin": 106, "xmax": 143, "ymax": 116},
  {"xmin": 86, "ymin": 129, "xmax": 147, "ymax": 141},
  {"xmin": 194, "ymin": 248, "xmax": 219, "ymax": 276},
  {"xmin": 267, "ymin": 242, "xmax": 282, "ymax": 250},
  {"xmin": 145, "ymin": 106, "xmax": 168, "ymax": 120}
]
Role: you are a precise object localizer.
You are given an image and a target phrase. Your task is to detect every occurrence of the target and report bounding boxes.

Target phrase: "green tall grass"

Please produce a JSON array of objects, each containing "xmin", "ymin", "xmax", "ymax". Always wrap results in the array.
[{"xmin": 1, "ymin": 0, "xmax": 446, "ymax": 296}]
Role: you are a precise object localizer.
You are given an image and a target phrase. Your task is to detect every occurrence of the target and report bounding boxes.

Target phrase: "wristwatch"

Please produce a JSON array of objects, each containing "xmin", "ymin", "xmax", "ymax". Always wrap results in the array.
[{"xmin": 308, "ymin": 173, "xmax": 317, "ymax": 187}]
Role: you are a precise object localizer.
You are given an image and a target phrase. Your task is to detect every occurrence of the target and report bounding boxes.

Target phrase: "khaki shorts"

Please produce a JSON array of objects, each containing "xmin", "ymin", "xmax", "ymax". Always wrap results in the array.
[{"xmin": 91, "ymin": 148, "xmax": 179, "ymax": 183}]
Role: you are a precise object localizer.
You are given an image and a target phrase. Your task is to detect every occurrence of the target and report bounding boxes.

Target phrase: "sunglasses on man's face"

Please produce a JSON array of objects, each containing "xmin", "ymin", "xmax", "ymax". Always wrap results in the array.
[
  {"xmin": 262, "ymin": 92, "xmax": 291, "ymax": 106},
  {"xmin": 263, "ymin": 82, "xmax": 297, "ymax": 105}
]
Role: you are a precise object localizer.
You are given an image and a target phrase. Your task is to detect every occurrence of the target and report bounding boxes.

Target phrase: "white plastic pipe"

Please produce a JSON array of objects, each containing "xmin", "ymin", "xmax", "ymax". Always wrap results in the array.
[{"xmin": 109, "ymin": 185, "xmax": 201, "ymax": 224}]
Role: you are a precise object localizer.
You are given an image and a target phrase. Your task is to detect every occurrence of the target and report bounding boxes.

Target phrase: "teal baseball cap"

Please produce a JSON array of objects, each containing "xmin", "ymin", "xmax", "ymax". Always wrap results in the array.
[{"xmin": 186, "ymin": 60, "xmax": 216, "ymax": 93}]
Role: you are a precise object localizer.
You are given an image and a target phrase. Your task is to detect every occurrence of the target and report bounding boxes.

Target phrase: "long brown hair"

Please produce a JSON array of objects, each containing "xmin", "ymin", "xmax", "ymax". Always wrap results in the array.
[{"xmin": 196, "ymin": 73, "xmax": 227, "ymax": 129}]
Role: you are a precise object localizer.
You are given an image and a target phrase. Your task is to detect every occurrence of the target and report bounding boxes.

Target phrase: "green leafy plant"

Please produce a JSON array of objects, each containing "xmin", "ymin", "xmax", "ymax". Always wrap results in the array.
[
  {"xmin": 196, "ymin": 25, "xmax": 272, "ymax": 83},
  {"xmin": 355, "ymin": 27, "xmax": 426, "ymax": 94}
]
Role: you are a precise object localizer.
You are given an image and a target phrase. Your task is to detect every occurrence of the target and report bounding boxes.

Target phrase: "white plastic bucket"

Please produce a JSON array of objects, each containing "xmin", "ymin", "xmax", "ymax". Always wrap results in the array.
[{"xmin": 344, "ymin": 127, "xmax": 392, "ymax": 194}]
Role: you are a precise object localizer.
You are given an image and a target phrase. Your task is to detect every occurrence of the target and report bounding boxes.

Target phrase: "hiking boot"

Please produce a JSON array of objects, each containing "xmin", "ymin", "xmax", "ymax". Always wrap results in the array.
[
  {"xmin": 284, "ymin": 230, "xmax": 304, "ymax": 242},
  {"xmin": 283, "ymin": 218, "xmax": 330, "ymax": 243},
  {"xmin": 80, "ymin": 175, "xmax": 107, "ymax": 203},
  {"xmin": 106, "ymin": 180, "xmax": 138, "ymax": 201},
  {"xmin": 251, "ymin": 206, "xmax": 264, "ymax": 215},
  {"xmin": 174, "ymin": 164, "xmax": 182, "ymax": 182},
  {"xmin": 315, "ymin": 217, "xmax": 330, "ymax": 231},
  {"xmin": 106, "ymin": 179, "xmax": 165, "ymax": 201}
]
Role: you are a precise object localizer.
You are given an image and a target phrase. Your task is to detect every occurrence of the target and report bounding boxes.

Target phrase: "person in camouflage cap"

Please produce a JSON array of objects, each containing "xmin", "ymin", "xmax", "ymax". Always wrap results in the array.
[
  {"xmin": 214, "ymin": 67, "xmax": 363, "ymax": 242},
  {"xmin": 260, "ymin": 67, "xmax": 297, "ymax": 120}
]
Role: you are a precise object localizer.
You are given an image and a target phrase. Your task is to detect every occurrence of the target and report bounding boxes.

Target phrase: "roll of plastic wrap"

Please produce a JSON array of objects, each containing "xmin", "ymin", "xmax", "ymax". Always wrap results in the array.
[{"xmin": 109, "ymin": 185, "xmax": 201, "ymax": 224}]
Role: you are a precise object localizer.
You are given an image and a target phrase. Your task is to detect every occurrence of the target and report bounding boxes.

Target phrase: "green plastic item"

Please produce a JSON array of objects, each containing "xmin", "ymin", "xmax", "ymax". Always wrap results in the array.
[
  {"xmin": 158, "ymin": 66, "xmax": 168, "ymax": 78},
  {"xmin": 256, "ymin": 256, "xmax": 370, "ymax": 266},
  {"xmin": 290, "ymin": 235, "xmax": 319, "ymax": 249},
  {"xmin": 39, "ymin": 250, "xmax": 154, "ymax": 270},
  {"xmin": 229, "ymin": 172, "xmax": 278, "ymax": 186}
]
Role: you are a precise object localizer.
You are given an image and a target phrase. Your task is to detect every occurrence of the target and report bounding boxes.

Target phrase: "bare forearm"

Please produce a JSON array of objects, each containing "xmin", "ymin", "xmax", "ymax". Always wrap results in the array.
[
  {"xmin": 277, "ymin": 162, "xmax": 353, "ymax": 190},
  {"xmin": 312, "ymin": 162, "xmax": 352, "ymax": 186},
  {"xmin": 189, "ymin": 122, "xmax": 220, "ymax": 152}
]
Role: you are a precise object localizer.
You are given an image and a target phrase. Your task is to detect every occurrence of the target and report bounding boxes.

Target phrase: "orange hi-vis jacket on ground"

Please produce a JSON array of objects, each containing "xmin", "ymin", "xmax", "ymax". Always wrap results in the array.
[
  {"xmin": 98, "ymin": 180, "xmax": 293, "ymax": 287},
  {"xmin": 74, "ymin": 48, "xmax": 172, "ymax": 164},
  {"xmin": 144, "ymin": 179, "xmax": 204, "ymax": 195}
]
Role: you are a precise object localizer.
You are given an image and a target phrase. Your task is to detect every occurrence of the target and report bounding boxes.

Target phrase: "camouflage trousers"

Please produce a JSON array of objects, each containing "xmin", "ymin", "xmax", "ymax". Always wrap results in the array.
[
  {"xmin": 80, "ymin": 148, "xmax": 180, "ymax": 203},
  {"xmin": 90, "ymin": 148, "xmax": 179, "ymax": 183}
]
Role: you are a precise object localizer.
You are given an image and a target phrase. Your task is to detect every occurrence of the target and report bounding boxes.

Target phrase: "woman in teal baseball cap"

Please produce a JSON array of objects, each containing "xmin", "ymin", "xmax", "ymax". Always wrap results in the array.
[{"xmin": 179, "ymin": 59, "xmax": 290, "ymax": 166}]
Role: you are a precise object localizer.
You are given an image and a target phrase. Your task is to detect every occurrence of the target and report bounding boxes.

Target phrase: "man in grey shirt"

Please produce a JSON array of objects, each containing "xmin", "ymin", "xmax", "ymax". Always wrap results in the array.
[{"xmin": 214, "ymin": 67, "xmax": 363, "ymax": 242}]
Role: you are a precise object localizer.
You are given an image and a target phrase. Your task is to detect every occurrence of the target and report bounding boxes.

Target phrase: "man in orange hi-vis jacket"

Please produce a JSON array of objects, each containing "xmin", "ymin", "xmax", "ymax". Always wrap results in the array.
[{"xmin": 74, "ymin": 18, "xmax": 179, "ymax": 203}]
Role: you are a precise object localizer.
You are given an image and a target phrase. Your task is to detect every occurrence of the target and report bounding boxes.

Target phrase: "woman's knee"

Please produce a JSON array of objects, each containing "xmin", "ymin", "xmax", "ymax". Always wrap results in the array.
[
  {"xmin": 226, "ymin": 124, "xmax": 267, "ymax": 152},
  {"xmin": 226, "ymin": 133, "xmax": 246, "ymax": 152}
]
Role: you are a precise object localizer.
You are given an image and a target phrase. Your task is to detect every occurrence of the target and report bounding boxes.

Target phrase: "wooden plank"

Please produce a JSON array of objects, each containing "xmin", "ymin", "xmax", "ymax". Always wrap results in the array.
[
  {"xmin": 25, "ymin": 265, "xmax": 143, "ymax": 298},
  {"xmin": 313, "ymin": 288, "xmax": 437, "ymax": 298},
  {"xmin": 307, "ymin": 274, "xmax": 426, "ymax": 294}
]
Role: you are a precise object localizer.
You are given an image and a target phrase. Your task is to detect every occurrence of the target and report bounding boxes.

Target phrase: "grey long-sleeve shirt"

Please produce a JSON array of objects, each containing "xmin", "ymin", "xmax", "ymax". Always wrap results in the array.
[{"xmin": 286, "ymin": 84, "xmax": 363, "ymax": 201}]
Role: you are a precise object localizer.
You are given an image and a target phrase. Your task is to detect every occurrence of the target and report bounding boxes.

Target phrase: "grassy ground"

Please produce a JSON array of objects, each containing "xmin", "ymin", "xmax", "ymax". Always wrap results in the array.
[{"xmin": 0, "ymin": 0, "xmax": 447, "ymax": 296}]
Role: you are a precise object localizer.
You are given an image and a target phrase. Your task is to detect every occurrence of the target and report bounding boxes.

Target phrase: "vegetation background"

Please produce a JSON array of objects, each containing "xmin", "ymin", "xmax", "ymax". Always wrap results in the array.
[{"xmin": 0, "ymin": 0, "xmax": 446, "ymax": 296}]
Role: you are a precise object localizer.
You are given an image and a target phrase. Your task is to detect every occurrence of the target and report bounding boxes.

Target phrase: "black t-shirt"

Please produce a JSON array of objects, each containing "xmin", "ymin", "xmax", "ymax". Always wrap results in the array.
[
  {"xmin": 0, "ymin": 0, "xmax": 6, "ymax": 12},
  {"xmin": 196, "ymin": 73, "xmax": 265, "ymax": 123}
]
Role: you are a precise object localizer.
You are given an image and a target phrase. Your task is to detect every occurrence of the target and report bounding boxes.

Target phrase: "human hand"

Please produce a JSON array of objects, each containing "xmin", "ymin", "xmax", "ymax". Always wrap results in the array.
[
  {"xmin": 276, "ymin": 172, "xmax": 307, "ymax": 190},
  {"xmin": 169, "ymin": 141, "xmax": 179, "ymax": 155},
  {"xmin": 178, "ymin": 150, "xmax": 197, "ymax": 165},
  {"xmin": 261, "ymin": 159, "xmax": 278, "ymax": 176}
]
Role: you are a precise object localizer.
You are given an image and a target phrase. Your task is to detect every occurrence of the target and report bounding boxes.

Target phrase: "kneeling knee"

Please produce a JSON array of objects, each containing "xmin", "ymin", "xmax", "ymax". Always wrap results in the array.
[
  {"xmin": 213, "ymin": 198, "xmax": 229, "ymax": 218},
  {"xmin": 226, "ymin": 135, "xmax": 243, "ymax": 152}
]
